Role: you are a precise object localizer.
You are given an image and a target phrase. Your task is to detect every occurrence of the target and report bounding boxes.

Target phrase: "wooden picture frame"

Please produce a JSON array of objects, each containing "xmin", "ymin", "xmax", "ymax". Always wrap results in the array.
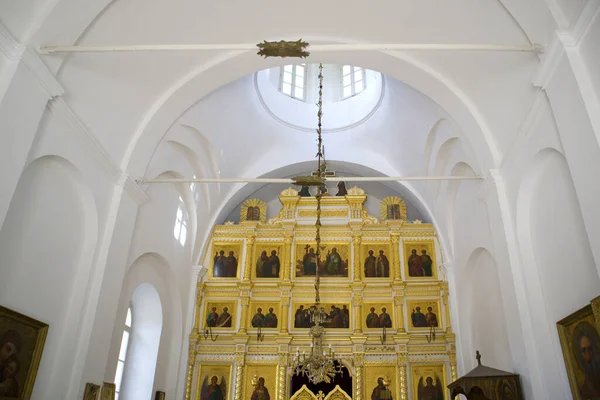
[
  {"xmin": 557, "ymin": 299, "xmax": 600, "ymax": 400},
  {"xmin": 0, "ymin": 305, "xmax": 49, "ymax": 400}
]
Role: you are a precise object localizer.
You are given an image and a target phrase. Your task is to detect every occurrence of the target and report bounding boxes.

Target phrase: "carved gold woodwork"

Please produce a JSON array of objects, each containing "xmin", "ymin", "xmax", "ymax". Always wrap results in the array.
[{"xmin": 187, "ymin": 187, "xmax": 454, "ymax": 400}]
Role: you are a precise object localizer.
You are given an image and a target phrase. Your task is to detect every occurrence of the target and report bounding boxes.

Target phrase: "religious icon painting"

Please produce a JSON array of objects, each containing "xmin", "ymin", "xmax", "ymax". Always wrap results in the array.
[
  {"xmin": 248, "ymin": 302, "xmax": 280, "ymax": 330},
  {"xmin": 292, "ymin": 302, "xmax": 351, "ymax": 329},
  {"xmin": 294, "ymin": 242, "xmax": 350, "ymax": 278},
  {"xmin": 557, "ymin": 298, "xmax": 600, "ymax": 400},
  {"xmin": 410, "ymin": 364, "xmax": 447, "ymax": 400},
  {"xmin": 361, "ymin": 243, "xmax": 392, "ymax": 279},
  {"xmin": 243, "ymin": 364, "xmax": 277, "ymax": 400},
  {"xmin": 204, "ymin": 301, "xmax": 237, "ymax": 330},
  {"xmin": 83, "ymin": 383, "xmax": 101, "ymax": 400},
  {"xmin": 403, "ymin": 240, "xmax": 437, "ymax": 279},
  {"xmin": 363, "ymin": 302, "xmax": 394, "ymax": 330},
  {"xmin": 210, "ymin": 242, "xmax": 243, "ymax": 279},
  {"xmin": 195, "ymin": 364, "xmax": 232, "ymax": 400},
  {"xmin": 364, "ymin": 365, "xmax": 397, "ymax": 400},
  {"xmin": 406, "ymin": 300, "xmax": 442, "ymax": 330},
  {"xmin": 100, "ymin": 382, "xmax": 116, "ymax": 400},
  {"xmin": 0, "ymin": 305, "xmax": 48, "ymax": 400},
  {"xmin": 253, "ymin": 243, "xmax": 283, "ymax": 279}
]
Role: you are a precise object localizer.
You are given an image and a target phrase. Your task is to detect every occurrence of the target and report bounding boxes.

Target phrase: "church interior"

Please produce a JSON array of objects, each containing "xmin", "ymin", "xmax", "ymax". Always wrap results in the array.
[{"xmin": 0, "ymin": 1, "xmax": 599, "ymax": 399}]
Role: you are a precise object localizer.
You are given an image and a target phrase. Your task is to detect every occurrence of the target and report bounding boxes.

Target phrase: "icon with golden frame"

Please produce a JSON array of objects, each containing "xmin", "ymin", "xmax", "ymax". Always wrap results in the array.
[
  {"xmin": 83, "ymin": 383, "xmax": 101, "ymax": 400},
  {"xmin": 294, "ymin": 242, "xmax": 350, "ymax": 278},
  {"xmin": 364, "ymin": 365, "xmax": 397, "ymax": 400},
  {"xmin": 209, "ymin": 242, "xmax": 243, "ymax": 279},
  {"xmin": 403, "ymin": 240, "xmax": 437, "ymax": 279},
  {"xmin": 253, "ymin": 243, "xmax": 284, "ymax": 279},
  {"xmin": 557, "ymin": 296, "xmax": 600, "ymax": 400},
  {"xmin": 292, "ymin": 301, "xmax": 351, "ymax": 329},
  {"xmin": 244, "ymin": 364, "xmax": 277, "ymax": 400},
  {"xmin": 203, "ymin": 301, "xmax": 237, "ymax": 330},
  {"xmin": 406, "ymin": 300, "xmax": 442, "ymax": 331},
  {"xmin": 195, "ymin": 364, "xmax": 233, "ymax": 400},
  {"xmin": 248, "ymin": 301, "xmax": 281, "ymax": 330},
  {"xmin": 362, "ymin": 302, "xmax": 394, "ymax": 330},
  {"xmin": 360, "ymin": 243, "xmax": 392, "ymax": 279},
  {"xmin": 410, "ymin": 364, "xmax": 447, "ymax": 400}
]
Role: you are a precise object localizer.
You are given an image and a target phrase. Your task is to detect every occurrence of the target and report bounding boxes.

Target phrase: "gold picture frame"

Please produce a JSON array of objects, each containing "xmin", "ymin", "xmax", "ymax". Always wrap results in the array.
[
  {"xmin": 362, "ymin": 302, "xmax": 394, "ymax": 330},
  {"xmin": 292, "ymin": 301, "xmax": 351, "ymax": 330},
  {"xmin": 364, "ymin": 365, "xmax": 398, "ymax": 400},
  {"xmin": 360, "ymin": 243, "xmax": 392, "ymax": 279},
  {"xmin": 83, "ymin": 383, "xmax": 101, "ymax": 400},
  {"xmin": 403, "ymin": 240, "xmax": 437, "ymax": 279},
  {"xmin": 243, "ymin": 364, "xmax": 278, "ymax": 400},
  {"xmin": 410, "ymin": 363, "xmax": 447, "ymax": 400},
  {"xmin": 209, "ymin": 242, "xmax": 243, "ymax": 279},
  {"xmin": 248, "ymin": 301, "xmax": 281, "ymax": 330},
  {"xmin": 195, "ymin": 364, "xmax": 233, "ymax": 399},
  {"xmin": 557, "ymin": 298, "xmax": 600, "ymax": 400},
  {"xmin": 294, "ymin": 242, "xmax": 351, "ymax": 278},
  {"xmin": 0, "ymin": 305, "xmax": 49, "ymax": 400},
  {"xmin": 252, "ymin": 243, "xmax": 284, "ymax": 279},
  {"xmin": 406, "ymin": 300, "xmax": 442, "ymax": 331},
  {"xmin": 203, "ymin": 301, "xmax": 237, "ymax": 330},
  {"xmin": 100, "ymin": 382, "xmax": 116, "ymax": 400}
]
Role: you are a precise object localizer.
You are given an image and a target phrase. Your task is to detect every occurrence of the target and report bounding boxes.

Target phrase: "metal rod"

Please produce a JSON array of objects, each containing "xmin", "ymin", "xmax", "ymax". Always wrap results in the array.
[
  {"xmin": 135, "ymin": 176, "xmax": 483, "ymax": 184},
  {"xmin": 38, "ymin": 43, "xmax": 544, "ymax": 54}
]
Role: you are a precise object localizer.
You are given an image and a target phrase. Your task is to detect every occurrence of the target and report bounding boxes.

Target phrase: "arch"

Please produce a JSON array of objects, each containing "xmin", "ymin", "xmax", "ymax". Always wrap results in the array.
[
  {"xmin": 0, "ymin": 154, "xmax": 98, "ymax": 399},
  {"xmin": 444, "ymin": 161, "xmax": 477, "ymax": 255},
  {"xmin": 120, "ymin": 283, "xmax": 163, "ymax": 400},
  {"xmin": 166, "ymin": 140, "xmax": 211, "ymax": 212},
  {"xmin": 516, "ymin": 147, "xmax": 599, "ymax": 399},
  {"xmin": 432, "ymin": 137, "xmax": 460, "ymax": 198},
  {"xmin": 424, "ymin": 119, "xmax": 445, "ymax": 175}
]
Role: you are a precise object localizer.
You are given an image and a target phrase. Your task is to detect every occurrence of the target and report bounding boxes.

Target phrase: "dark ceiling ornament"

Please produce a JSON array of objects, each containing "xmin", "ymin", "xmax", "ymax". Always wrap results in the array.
[{"xmin": 256, "ymin": 39, "xmax": 310, "ymax": 58}]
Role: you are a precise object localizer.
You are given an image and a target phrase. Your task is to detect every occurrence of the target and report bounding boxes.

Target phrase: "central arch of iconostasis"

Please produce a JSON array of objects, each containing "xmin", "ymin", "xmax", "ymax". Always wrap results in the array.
[{"xmin": 186, "ymin": 187, "xmax": 456, "ymax": 400}]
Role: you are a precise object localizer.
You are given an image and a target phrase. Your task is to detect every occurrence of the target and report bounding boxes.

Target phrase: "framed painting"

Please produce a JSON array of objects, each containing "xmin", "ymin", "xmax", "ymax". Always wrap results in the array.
[
  {"xmin": 203, "ymin": 301, "xmax": 237, "ymax": 330},
  {"xmin": 406, "ymin": 300, "xmax": 442, "ymax": 330},
  {"xmin": 410, "ymin": 364, "xmax": 447, "ymax": 400},
  {"xmin": 557, "ymin": 301, "xmax": 600, "ymax": 400},
  {"xmin": 248, "ymin": 301, "xmax": 281, "ymax": 330},
  {"xmin": 294, "ymin": 242, "xmax": 350, "ymax": 278},
  {"xmin": 292, "ymin": 302, "xmax": 350, "ymax": 329},
  {"xmin": 364, "ymin": 365, "xmax": 397, "ymax": 400},
  {"xmin": 243, "ymin": 364, "xmax": 277, "ymax": 400},
  {"xmin": 362, "ymin": 302, "xmax": 394, "ymax": 330},
  {"xmin": 403, "ymin": 240, "xmax": 437, "ymax": 279},
  {"xmin": 154, "ymin": 391, "xmax": 166, "ymax": 400},
  {"xmin": 100, "ymin": 382, "xmax": 116, "ymax": 400},
  {"xmin": 0, "ymin": 305, "xmax": 48, "ymax": 400},
  {"xmin": 83, "ymin": 383, "xmax": 100, "ymax": 400},
  {"xmin": 209, "ymin": 242, "xmax": 243, "ymax": 279},
  {"xmin": 195, "ymin": 364, "xmax": 233, "ymax": 400},
  {"xmin": 253, "ymin": 243, "xmax": 283, "ymax": 279},
  {"xmin": 360, "ymin": 243, "xmax": 392, "ymax": 278}
]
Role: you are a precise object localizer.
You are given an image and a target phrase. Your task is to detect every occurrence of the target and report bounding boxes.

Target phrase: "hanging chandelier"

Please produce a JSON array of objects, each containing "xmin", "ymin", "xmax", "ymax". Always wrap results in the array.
[{"xmin": 290, "ymin": 64, "xmax": 344, "ymax": 384}]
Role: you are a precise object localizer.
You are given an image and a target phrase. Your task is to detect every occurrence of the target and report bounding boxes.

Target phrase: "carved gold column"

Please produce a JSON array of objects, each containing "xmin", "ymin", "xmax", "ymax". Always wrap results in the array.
[
  {"xmin": 234, "ymin": 352, "xmax": 245, "ymax": 400},
  {"xmin": 243, "ymin": 236, "xmax": 256, "ymax": 281},
  {"xmin": 185, "ymin": 340, "xmax": 196, "ymax": 400},
  {"xmin": 391, "ymin": 233, "xmax": 401, "ymax": 281},
  {"xmin": 450, "ymin": 351, "xmax": 458, "ymax": 381},
  {"xmin": 352, "ymin": 233, "xmax": 362, "ymax": 281},
  {"xmin": 352, "ymin": 293, "xmax": 363, "ymax": 334},
  {"xmin": 239, "ymin": 296, "xmax": 250, "ymax": 334},
  {"xmin": 398, "ymin": 353, "xmax": 408, "ymax": 400},
  {"xmin": 280, "ymin": 294, "xmax": 290, "ymax": 334},
  {"xmin": 277, "ymin": 352, "xmax": 289, "ymax": 399},
  {"xmin": 441, "ymin": 282, "xmax": 452, "ymax": 333},
  {"xmin": 193, "ymin": 283, "xmax": 205, "ymax": 333},
  {"xmin": 394, "ymin": 295, "xmax": 405, "ymax": 333},
  {"xmin": 355, "ymin": 353, "xmax": 364, "ymax": 400},
  {"xmin": 282, "ymin": 233, "xmax": 294, "ymax": 281}
]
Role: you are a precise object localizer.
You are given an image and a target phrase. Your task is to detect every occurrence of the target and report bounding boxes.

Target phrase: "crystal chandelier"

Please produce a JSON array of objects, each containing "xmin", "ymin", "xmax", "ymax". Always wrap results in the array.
[{"xmin": 290, "ymin": 64, "xmax": 344, "ymax": 384}]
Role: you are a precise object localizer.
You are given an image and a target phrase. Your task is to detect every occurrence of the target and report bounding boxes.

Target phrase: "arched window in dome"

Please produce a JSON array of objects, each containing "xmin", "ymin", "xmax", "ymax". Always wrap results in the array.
[
  {"xmin": 279, "ymin": 64, "xmax": 306, "ymax": 100},
  {"xmin": 173, "ymin": 196, "xmax": 187, "ymax": 246},
  {"xmin": 114, "ymin": 307, "xmax": 132, "ymax": 400},
  {"xmin": 341, "ymin": 65, "xmax": 366, "ymax": 99}
]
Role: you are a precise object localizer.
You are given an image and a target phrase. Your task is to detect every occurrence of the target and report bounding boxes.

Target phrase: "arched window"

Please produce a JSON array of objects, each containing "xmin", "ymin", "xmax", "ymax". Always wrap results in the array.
[
  {"xmin": 114, "ymin": 307, "xmax": 132, "ymax": 400},
  {"xmin": 173, "ymin": 196, "xmax": 187, "ymax": 246},
  {"xmin": 280, "ymin": 64, "xmax": 306, "ymax": 100},
  {"xmin": 341, "ymin": 65, "xmax": 366, "ymax": 99}
]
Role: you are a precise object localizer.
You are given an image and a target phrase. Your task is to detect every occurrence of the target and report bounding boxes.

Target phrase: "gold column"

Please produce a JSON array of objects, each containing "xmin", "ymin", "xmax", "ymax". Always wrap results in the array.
[
  {"xmin": 391, "ymin": 233, "xmax": 401, "ymax": 281},
  {"xmin": 280, "ymin": 295, "xmax": 290, "ymax": 334},
  {"xmin": 234, "ymin": 352, "xmax": 245, "ymax": 400},
  {"xmin": 243, "ymin": 236, "xmax": 256, "ymax": 281},
  {"xmin": 193, "ymin": 283, "xmax": 204, "ymax": 333},
  {"xmin": 394, "ymin": 295, "xmax": 405, "ymax": 333},
  {"xmin": 355, "ymin": 353, "xmax": 364, "ymax": 400},
  {"xmin": 277, "ymin": 352, "xmax": 289, "ymax": 398},
  {"xmin": 442, "ymin": 283, "xmax": 452, "ymax": 333},
  {"xmin": 239, "ymin": 296, "xmax": 250, "ymax": 334},
  {"xmin": 352, "ymin": 234, "xmax": 362, "ymax": 281},
  {"xmin": 398, "ymin": 354, "xmax": 408, "ymax": 400},
  {"xmin": 282, "ymin": 233, "xmax": 293, "ymax": 281},
  {"xmin": 185, "ymin": 341, "xmax": 196, "ymax": 400},
  {"xmin": 352, "ymin": 294, "xmax": 363, "ymax": 334},
  {"xmin": 450, "ymin": 349, "xmax": 458, "ymax": 381}
]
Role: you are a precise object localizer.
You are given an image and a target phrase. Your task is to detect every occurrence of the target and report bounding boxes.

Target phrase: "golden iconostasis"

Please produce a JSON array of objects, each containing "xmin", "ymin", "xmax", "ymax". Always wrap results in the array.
[{"xmin": 186, "ymin": 187, "xmax": 457, "ymax": 400}]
